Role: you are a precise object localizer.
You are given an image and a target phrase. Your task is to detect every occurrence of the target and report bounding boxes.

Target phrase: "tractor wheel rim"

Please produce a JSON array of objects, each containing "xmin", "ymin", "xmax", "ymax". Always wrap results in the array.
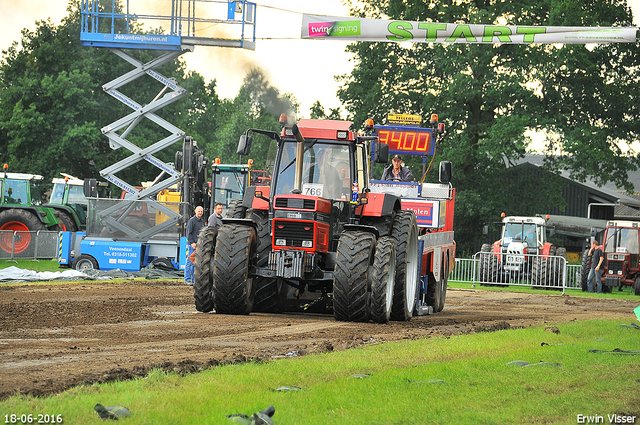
[{"xmin": 0, "ymin": 221, "xmax": 32, "ymax": 254}]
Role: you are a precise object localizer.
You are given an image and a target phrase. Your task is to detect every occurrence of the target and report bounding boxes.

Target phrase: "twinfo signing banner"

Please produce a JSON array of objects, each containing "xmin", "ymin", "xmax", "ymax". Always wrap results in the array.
[{"xmin": 301, "ymin": 14, "xmax": 637, "ymax": 44}]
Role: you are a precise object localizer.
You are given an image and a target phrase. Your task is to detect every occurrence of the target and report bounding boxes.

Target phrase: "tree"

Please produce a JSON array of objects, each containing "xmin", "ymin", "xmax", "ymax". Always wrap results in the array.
[
  {"xmin": 211, "ymin": 68, "xmax": 298, "ymax": 169},
  {"xmin": 0, "ymin": 1, "xmax": 215, "ymax": 188},
  {"xmin": 339, "ymin": 0, "xmax": 640, "ymax": 254}
]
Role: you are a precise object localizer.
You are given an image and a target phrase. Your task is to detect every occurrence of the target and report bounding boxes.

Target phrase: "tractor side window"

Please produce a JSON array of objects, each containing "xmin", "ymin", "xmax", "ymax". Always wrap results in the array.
[{"xmin": 68, "ymin": 185, "xmax": 88, "ymax": 205}]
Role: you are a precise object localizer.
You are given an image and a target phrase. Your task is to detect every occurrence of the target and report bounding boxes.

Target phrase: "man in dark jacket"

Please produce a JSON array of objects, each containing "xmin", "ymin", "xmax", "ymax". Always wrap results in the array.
[
  {"xmin": 208, "ymin": 202, "xmax": 224, "ymax": 228},
  {"xmin": 587, "ymin": 239, "xmax": 604, "ymax": 293},
  {"xmin": 381, "ymin": 154, "xmax": 414, "ymax": 182},
  {"xmin": 185, "ymin": 205, "xmax": 205, "ymax": 285}
]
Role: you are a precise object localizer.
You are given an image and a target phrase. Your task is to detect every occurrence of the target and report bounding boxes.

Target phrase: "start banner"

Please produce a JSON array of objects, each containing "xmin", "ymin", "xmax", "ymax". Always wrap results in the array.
[{"xmin": 301, "ymin": 14, "xmax": 637, "ymax": 44}]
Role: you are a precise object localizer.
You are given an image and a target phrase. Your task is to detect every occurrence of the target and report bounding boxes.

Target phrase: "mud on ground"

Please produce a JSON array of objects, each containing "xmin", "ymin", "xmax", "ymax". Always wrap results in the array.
[{"xmin": 0, "ymin": 280, "xmax": 637, "ymax": 399}]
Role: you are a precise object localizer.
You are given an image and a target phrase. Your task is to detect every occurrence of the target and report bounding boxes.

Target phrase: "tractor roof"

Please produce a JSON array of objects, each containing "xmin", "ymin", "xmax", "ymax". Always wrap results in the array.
[
  {"xmin": 503, "ymin": 216, "xmax": 546, "ymax": 225},
  {"xmin": 3, "ymin": 172, "xmax": 43, "ymax": 181},
  {"xmin": 606, "ymin": 220, "xmax": 640, "ymax": 229},
  {"xmin": 292, "ymin": 119, "xmax": 354, "ymax": 141}
]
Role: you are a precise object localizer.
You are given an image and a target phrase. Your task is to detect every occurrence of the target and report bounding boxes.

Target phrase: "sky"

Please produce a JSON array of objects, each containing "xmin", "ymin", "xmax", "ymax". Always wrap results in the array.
[{"xmin": 1, "ymin": 0, "xmax": 639, "ymax": 119}]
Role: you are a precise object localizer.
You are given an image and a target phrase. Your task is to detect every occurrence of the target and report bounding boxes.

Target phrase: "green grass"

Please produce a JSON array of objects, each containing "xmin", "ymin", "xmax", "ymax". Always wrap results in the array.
[
  {"xmin": 0, "ymin": 258, "xmax": 62, "ymax": 272},
  {"xmin": 2, "ymin": 319, "xmax": 639, "ymax": 424},
  {"xmin": 448, "ymin": 280, "xmax": 638, "ymax": 300}
]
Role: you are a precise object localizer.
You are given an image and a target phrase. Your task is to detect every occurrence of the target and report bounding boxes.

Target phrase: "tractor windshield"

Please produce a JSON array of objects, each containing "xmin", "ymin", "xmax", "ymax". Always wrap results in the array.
[
  {"xmin": 604, "ymin": 227, "xmax": 640, "ymax": 254},
  {"xmin": 3, "ymin": 179, "xmax": 29, "ymax": 205},
  {"xmin": 503, "ymin": 223, "xmax": 537, "ymax": 245},
  {"xmin": 212, "ymin": 170, "xmax": 245, "ymax": 208},
  {"xmin": 274, "ymin": 141, "xmax": 351, "ymax": 200}
]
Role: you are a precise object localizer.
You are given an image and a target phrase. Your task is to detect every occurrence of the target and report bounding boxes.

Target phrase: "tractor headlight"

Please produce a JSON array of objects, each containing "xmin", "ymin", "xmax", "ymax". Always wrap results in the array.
[
  {"xmin": 275, "ymin": 239, "xmax": 286, "ymax": 246},
  {"xmin": 301, "ymin": 240, "xmax": 313, "ymax": 248}
]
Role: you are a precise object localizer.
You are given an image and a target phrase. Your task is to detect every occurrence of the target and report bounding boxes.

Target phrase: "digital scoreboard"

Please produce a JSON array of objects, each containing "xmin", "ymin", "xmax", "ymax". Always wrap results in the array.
[{"xmin": 374, "ymin": 125, "xmax": 435, "ymax": 156}]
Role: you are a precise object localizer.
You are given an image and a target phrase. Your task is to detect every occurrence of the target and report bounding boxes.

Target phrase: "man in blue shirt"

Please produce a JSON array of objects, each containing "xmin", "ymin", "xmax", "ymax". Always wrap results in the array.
[{"xmin": 185, "ymin": 205, "xmax": 205, "ymax": 285}]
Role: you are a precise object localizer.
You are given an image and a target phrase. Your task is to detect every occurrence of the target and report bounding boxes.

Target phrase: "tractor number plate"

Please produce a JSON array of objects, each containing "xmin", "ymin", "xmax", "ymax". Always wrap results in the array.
[
  {"xmin": 302, "ymin": 183, "xmax": 323, "ymax": 198},
  {"xmin": 506, "ymin": 255, "xmax": 524, "ymax": 264}
]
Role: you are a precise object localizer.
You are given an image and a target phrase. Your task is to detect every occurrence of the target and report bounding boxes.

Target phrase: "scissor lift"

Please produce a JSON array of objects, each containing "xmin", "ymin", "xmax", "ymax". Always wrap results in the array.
[{"xmin": 61, "ymin": 1, "xmax": 257, "ymax": 271}]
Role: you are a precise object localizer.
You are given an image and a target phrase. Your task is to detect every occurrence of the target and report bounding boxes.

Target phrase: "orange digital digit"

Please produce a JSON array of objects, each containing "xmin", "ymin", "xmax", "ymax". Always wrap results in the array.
[
  {"xmin": 378, "ymin": 130, "xmax": 390, "ymax": 144},
  {"xmin": 402, "ymin": 132, "xmax": 416, "ymax": 151},
  {"xmin": 390, "ymin": 131, "xmax": 403, "ymax": 150},
  {"xmin": 416, "ymin": 133, "xmax": 430, "ymax": 151}
]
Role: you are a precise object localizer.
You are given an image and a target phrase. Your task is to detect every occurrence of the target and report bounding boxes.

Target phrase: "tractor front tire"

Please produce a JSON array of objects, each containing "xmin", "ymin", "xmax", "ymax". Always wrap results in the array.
[
  {"xmin": 333, "ymin": 231, "xmax": 376, "ymax": 322},
  {"xmin": 370, "ymin": 236, "xmax": 396, "ymax": 324},
  {"xmin": 193, "ymin": 226, "xmax": 218, "ymax": 312},
  {"xmin": 57, "ymin": 210, "xmax": 77, "ymax": 232},
  {"xmin": 390, "ymin": 210, "xmax": 419, "ymax": 321},
  {"xmin": 212, "ymin": 224, "xmax": 256, "ymax": 315}
]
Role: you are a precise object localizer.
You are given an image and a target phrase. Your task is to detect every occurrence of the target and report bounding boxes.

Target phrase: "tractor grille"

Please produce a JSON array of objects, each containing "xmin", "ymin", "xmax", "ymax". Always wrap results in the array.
[
  {"xmin": 273, "ymin": 220, "xmax": 314, "ymax": 247},
  {"xmin": 608, "ymin": 260, "xmax": 623, "ymax": 275},
  {"xmin": 275, "ymin": 198, "xmax": 316, "ymax": 210}
]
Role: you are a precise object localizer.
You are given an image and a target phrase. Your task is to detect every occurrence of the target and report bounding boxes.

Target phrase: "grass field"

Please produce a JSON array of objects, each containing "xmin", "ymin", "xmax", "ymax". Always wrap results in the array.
[{"xmin": 1, "ymin": 319, "xmax": 638, "ymax": 424}]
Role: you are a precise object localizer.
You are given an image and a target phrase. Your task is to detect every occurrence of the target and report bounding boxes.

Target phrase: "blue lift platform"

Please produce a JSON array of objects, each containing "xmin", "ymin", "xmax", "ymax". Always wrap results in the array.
[{"xmin": 59, "ymin": 1, "xmax": 257, "ymax": 271}]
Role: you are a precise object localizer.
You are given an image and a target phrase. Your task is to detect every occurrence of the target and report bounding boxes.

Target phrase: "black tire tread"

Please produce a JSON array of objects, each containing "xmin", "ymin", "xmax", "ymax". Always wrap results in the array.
[
  {"xmin": 193, "ymin": 226, "xmax": 217, "ymax": 312},
  {"xmin": 333, "ymin": 231, "xmax": 375, "ymax": 322},
  {"xmin": 212, "ymin": 224, "xmax": 256, "ymax": 315},
  {"xmin": 370, "ymin": 236, "xmax": 395, "ymax": 324}
]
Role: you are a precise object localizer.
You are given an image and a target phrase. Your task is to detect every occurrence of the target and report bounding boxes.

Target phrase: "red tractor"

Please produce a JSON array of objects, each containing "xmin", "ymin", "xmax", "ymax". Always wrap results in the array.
[
  {"xmin": 593, "ymin": 221, "xmax": 640, "ymax": 295},
  {"xmin": 193, "ymin": 115, "xmax": 455, "ymax": 322}
]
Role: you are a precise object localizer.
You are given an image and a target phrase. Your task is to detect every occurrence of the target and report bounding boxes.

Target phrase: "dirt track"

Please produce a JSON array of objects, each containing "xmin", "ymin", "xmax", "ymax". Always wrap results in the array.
[{"xmin": 0, "ymin": 280, "xmax": 637, "ymax": 399}]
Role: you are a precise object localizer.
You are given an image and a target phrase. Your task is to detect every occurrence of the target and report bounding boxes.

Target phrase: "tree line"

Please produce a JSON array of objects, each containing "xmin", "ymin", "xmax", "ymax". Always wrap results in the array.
[{"xmin": 2, "ymin": 0, "xmax": 639, "ymax": 254}]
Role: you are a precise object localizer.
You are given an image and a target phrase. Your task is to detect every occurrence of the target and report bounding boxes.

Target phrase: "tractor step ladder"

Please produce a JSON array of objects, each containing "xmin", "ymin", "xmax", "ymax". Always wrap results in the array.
[{"xmin": 79, "ymin": 0, "xmax": 257, "ymax": 240}]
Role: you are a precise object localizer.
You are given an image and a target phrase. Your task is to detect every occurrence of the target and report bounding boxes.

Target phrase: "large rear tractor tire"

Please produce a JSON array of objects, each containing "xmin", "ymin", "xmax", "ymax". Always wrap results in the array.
[
  {"xmin": 580, "ymin": 247, "xmax": 591, "ymax": 292},
  {"xmin": 0, "ymin": 209, "xmax": 45, "ymax": 255},
  {"xmin": 212, "ymin": 224, "xmax": 256, "ymax": 315},
  {"xmin": 553, "ymin": 247, "xmax": 567, "ymax": 288},
  {"xmin": 634, "ymin": 276, "xmax": 640, "ymax": 296},
  {"xmin": 193, "ymin": 226, "xmax": 218, "ymax": 313},
  {"xmin": 250, "ymin": 210, "xmax": 283, "ymax": 313},
  {"xmin": 479, "ymin": 243, "xmax": 492, "ymax": 283},
  {"xmin": 333, "ymin": 231, "xmax": 376, "ymax": 322},
  {"xmin": 370, "ymin": 236, "xmax": 396, "ymax": 324},
  {"xmin": 226, "ymin": 199, "xmax": 247, "ymax": 219},
  {"xmin": 390, "ymin": 210, "xmax": 420, "ymax": 321}
]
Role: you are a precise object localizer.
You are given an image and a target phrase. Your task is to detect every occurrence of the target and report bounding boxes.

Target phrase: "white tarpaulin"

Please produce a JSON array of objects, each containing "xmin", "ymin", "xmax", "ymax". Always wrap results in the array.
[{"xmin": 302, "ymin": 14, "xmax": 637, "ymax": 44}]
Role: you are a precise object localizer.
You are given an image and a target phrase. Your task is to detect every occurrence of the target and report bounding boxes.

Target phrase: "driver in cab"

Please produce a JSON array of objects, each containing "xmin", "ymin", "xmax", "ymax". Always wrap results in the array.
[{"xmin": 382, "ymin": 154, "xmax": 414, "ymax": 182}]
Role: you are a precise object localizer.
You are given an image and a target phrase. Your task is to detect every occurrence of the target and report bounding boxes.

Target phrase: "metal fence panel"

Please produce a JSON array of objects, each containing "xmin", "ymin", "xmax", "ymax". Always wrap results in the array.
[
  {"xmin": 449, "ymin": 254, "xmax": 583, "ymax": 292},
  {"xmin": 1, "ymin": 230, "xmax": 60, "ymax": 261}
]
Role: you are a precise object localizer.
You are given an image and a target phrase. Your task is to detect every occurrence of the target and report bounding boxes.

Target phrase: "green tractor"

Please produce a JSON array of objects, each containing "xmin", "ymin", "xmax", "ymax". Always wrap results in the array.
[
  {"xmin": 44, "ymin": 173, "xmax": 110, "ymax": 232},
  {"xmin": 0, "ymin": 165, "xmax": 63, "ymax": 255}
]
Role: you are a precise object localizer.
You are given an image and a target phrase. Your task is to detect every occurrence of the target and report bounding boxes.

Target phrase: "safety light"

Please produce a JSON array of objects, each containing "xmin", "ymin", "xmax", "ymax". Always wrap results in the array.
[
  {"xmin": 438, "ymin": 123, "xmax": 445, "ymax": 134},
  {"xmin": 248, "ymin": 159, "xmax": 254, "ymax": 167},
  {"xmin": 214, "ymin": 158, "xmax": 221, "ymax": 164},
  {"xmin": 279, "ymin": 114, "xmax": 288, "ymax": 127},
  {"xmin": 501, "ymin": 212, "xmax": 506, "ymax": 218},
  {"xmin": 64, "ymin": 176, "xmax": 69, "ymax": 182},
  {"xmin": 365, "ymin": 118, "xmax": 374, "ymax": 130},
  {"xmin": 430, "ymin": 114, "xmax": 438, "ymax": 125},
  {"xmin": 545, "ymin": 214, "xmax": 550, "ymax": 220}
]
